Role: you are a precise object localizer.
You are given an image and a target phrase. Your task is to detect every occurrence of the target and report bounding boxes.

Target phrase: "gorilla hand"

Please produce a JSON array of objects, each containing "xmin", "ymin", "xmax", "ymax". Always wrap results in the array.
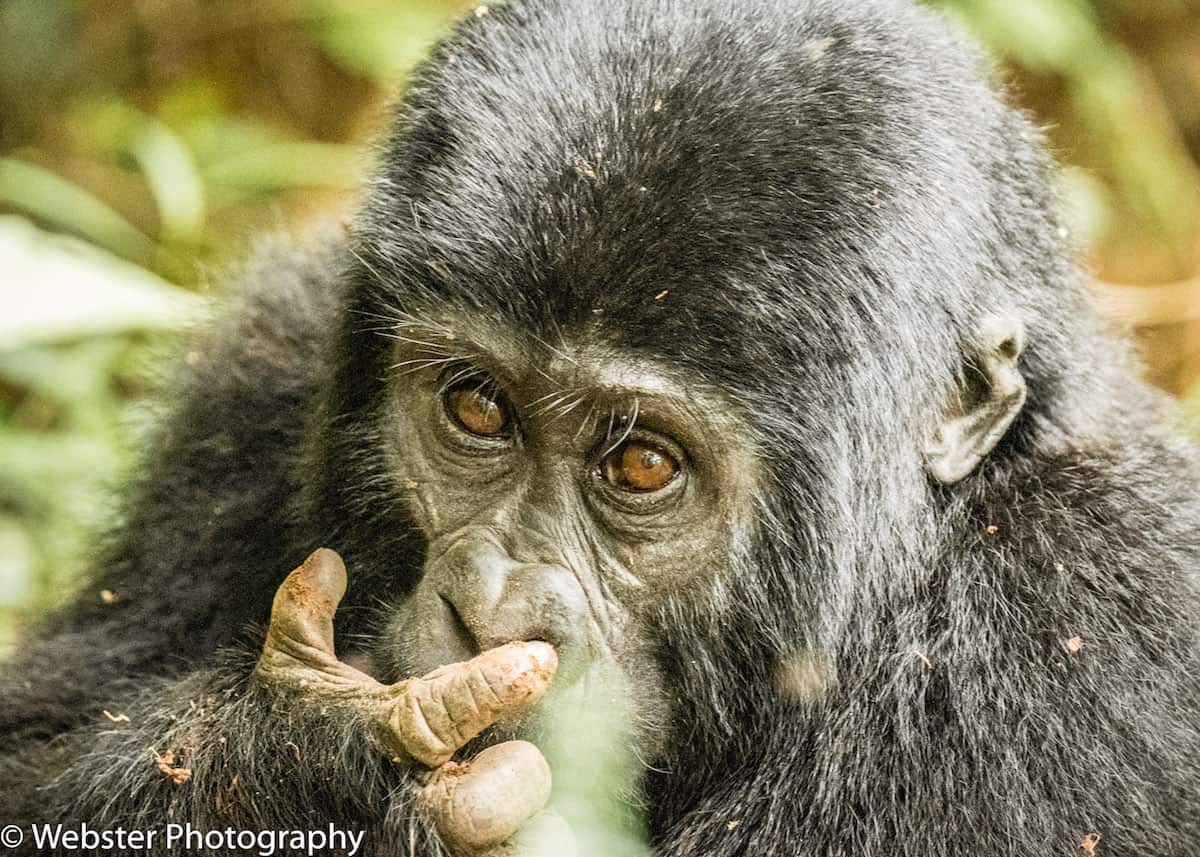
[{"xmin": 253, "ymin": 548, "xmax": 575, "ymax": 856}]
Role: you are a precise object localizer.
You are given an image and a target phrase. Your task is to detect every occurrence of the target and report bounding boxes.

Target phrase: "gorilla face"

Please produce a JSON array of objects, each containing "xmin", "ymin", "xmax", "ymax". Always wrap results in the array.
[{"xmin": 374, "ymin": 322, "xmax": 763, "ymax": 755}]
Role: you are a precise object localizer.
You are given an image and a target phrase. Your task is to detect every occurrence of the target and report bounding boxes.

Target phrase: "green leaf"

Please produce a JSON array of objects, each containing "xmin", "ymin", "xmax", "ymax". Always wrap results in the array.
[
  {"xmin": 0, "ymin": 158, "xmax": 154, "ymax": 261},
  {"xmin": 0, "ymin": 216, "xmax": 203, "ymax": 347},
  {"xmin": 939, "ymin": 0, "xmax": 1102, "ymax": 72},
  {"xmin": 203, "ymin": 141, "xmax": 361, "ymax": 191},
  {"xmin": 0, "ymin": 519, "xmax": 38, "ymax": 609},
  {"xmin": 1057, "ymin": 167, "xmax": 1112, "ymax": 252},
  {"xmin": 131, "ymin": 119, "xmax": 207, "ymax": 243},
  {"xmin": 306, "ymin": 0, "xmax": 468, "ymax": 81}
]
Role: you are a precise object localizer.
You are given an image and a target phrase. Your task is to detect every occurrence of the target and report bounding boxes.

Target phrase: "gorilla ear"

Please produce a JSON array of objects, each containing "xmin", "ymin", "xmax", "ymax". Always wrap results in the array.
[{"xmin": 923, "ymin": 313, "xmax": 1027, "ymax": 484}]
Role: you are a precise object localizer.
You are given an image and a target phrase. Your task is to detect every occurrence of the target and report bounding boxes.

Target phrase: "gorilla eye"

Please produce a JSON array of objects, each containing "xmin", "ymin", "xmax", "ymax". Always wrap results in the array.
[
  {"xmin": 444, "ymin": 377, "xmax": 512, "ymax": 438},
  {"xmin": 602, "ymin": 439, "xmax": 679, "ymax": 492}
]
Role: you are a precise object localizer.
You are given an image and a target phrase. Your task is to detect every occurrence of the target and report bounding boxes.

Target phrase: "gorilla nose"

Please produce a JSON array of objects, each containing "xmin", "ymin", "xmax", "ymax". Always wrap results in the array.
[{"xmin": 439, "ymin": 562, "xmax": 591, "ymax": 681}]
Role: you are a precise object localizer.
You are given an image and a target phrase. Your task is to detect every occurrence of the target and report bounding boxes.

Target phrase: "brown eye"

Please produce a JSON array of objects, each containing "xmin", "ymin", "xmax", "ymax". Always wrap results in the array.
[
  {"xmin": 602, "ymin": 439, "xmax": 679, "ymax": 492},
  {"xmin": 445, "ymin": 379, "xmax": 511, "ymax": 437}
]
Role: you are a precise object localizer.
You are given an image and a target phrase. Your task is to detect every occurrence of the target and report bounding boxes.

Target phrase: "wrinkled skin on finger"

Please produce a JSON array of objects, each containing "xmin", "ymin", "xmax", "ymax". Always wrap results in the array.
[
  {"xmin": 386, "ymin": 645, "xmax": 557, "ymax": 768},
  {"xmin": 251, "ymin": 549, "xmax": 570, "ymax": 855}
]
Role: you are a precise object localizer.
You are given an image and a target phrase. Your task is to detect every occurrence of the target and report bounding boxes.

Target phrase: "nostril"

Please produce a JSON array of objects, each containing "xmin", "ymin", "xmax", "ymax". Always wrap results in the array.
[{"xmin": 439, "ymin": 593, "xmax": 481, "ymax": 657}]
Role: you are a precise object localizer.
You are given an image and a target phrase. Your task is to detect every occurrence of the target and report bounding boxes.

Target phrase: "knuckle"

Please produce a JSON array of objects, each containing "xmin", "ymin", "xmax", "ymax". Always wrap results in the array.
[{"xmin": 392, "ymin": 685, "xmax": 459, "ymax": 767}]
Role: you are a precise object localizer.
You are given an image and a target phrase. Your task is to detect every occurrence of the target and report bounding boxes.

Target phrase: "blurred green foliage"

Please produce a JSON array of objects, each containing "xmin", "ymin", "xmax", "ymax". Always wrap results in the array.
[
  {"xmin": 940, "ymin": 0, "xmax": 1200, "ymax": 276},
  {"xmin": 1, "ymin": 0, "xmax": 1199, "ymax": 647},
  {"xmin": 0, "ymin": 0, "xmax": 473, "ymax": 650}
]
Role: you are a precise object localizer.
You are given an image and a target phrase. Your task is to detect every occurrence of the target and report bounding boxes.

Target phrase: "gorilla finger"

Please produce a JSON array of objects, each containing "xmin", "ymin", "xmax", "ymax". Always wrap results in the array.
[
  {"xmin": 388, "ymin": 641, "xmax": 557, "ymax": 767},
  {"xmin": 256, "ymin": 548, "xmax": 379, "ymax": 690},
  {"xmin": 265, "ymin": 548, "xmax": 347, "ymax": 656},
  {"xmin": 422, "ymin": 740, "xmax": 552, "ymax": 853}
]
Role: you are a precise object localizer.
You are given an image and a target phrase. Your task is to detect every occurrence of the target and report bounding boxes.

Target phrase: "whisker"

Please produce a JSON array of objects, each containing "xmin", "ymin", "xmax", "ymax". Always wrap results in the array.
[
  {"xmin": 601, "ymin": 397, "xmax": 639, "ymax": 457},
  {"xmin": 530, "ymin": 392, "xmax": 574, "ymax": 420},
  {"xmin": 348, "ymin": 246, "xmax": 387, "ymax": 285},
  {"xmin": 387, "ymin": 356, "xmax": 463, "ymax": 376},
  {"xmin": 549, "ymin": 394, "xmax": 587, "ymax": 424},
  {"xmin": 525, "ymin": 389, "xmax": 570, "ymax": 410},
  {"xmin": 530, "ymin": 332, "xmax": 577, "ymax": 366},
  {"xmin": 375, "ymin": 332, "xmax": 455, "ymax": 351},
  {"xmin": 574, "ymin": 401, "xmax": 601, "ymax": 442},
  {"xmin": 436, "ymin": 365, "xmax": 482, "ymax": 395}
]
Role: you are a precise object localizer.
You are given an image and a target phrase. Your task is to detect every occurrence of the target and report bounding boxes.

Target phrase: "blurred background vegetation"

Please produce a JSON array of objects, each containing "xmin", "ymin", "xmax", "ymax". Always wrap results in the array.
[{"xmin": 1, "ymin": 0, "xmax": 1200, "ymax": 658}]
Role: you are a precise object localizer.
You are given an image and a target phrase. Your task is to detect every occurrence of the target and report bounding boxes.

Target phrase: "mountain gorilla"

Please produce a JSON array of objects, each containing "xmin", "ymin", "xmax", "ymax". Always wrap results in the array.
[{"xmin": 3, "ymin": 0, "xmax": 1199, "ymax": 854}]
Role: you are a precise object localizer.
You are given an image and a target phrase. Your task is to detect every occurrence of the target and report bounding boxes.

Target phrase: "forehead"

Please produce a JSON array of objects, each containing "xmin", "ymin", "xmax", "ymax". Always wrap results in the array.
[
  {"xmin": 357, "ymin": 0, "xmax": 997, "ymax": 412},
  {"xmin": 363, "ymin": 8, "xmax": 942, "ymax": 377}
]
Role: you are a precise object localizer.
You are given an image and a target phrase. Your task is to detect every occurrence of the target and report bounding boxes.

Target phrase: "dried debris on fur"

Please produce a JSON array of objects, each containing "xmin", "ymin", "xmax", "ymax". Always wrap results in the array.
[{"xmin": 153, "ymin": 749, "xmax": 192, "ymax": 785}]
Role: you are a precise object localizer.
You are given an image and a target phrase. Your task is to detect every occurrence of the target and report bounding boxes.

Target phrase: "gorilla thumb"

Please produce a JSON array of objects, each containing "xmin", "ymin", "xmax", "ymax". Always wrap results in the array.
[{"xmin": 261, "ymin": 548, "xmax": 349, "ymax": 668}]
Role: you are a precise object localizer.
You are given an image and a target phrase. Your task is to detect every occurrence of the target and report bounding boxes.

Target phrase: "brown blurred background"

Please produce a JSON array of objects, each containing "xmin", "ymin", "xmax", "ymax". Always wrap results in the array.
[{"xmin": 1, "ymin": 0, "xmax": 1199, "ymax": 652}]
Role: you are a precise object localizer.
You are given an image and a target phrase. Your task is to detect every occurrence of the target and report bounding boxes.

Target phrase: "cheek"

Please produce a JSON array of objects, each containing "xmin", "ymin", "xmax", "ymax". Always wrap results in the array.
[
  {"xmin": 384, "ymin": 408, "xmax": 515, "ymax": 537},
  {"xmin": 382, "ymin": 407, "xmax": 439, "ymax": 531},
  {"xmin": 606, "ymin": 533, "xmax": 728, "ymax": 606}
]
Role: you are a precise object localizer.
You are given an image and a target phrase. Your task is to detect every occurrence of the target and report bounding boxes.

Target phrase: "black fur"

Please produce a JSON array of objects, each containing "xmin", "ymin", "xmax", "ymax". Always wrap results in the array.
[{"xmin": 3, "ymin": 0, "xmax": 1199, "ymax": 854}]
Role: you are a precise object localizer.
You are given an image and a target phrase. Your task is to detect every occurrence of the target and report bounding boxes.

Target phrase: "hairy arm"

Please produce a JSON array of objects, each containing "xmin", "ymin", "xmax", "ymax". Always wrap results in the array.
[
  {"xmin": 0, "ymin": 235, "xmax": 344, "ymax": 748},
  {"xmin": 3, "ymin": 551, "xmax": 564, "ymax": 857}
]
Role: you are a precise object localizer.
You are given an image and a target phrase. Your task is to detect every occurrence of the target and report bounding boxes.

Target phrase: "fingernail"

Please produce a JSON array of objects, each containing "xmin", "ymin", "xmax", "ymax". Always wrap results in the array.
[
  {"xmin": 304, "ymin": 547, "xmax": 340, "ymax": 568},
  {"xmin": 515, "ymin": 640, "xmax": 558, "ymax": 675}
]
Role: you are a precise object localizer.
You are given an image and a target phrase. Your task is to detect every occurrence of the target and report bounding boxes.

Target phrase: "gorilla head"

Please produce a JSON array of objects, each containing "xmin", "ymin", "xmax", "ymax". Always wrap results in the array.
[{"xmin": 302, "ymin": 0, "xmax": 1168, "ymax": 769}]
